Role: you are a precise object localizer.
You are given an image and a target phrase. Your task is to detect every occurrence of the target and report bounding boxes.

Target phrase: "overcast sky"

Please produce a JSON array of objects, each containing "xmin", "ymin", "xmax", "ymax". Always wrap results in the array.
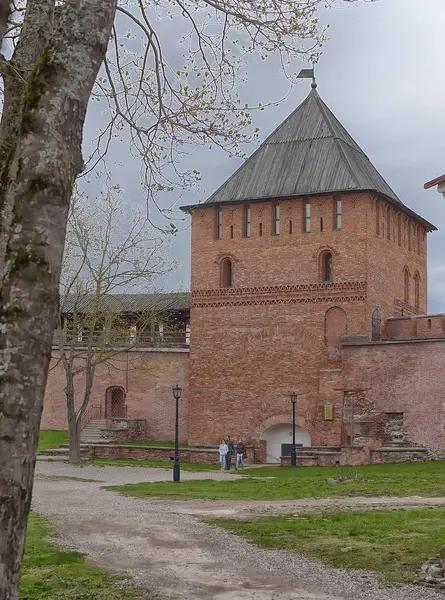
[{"xmin": 85, "ymin": 0, "xmax": 445, "ymax": 312}]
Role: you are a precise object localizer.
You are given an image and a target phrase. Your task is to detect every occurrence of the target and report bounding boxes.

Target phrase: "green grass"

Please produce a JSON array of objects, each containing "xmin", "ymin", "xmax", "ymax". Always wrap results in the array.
[
  {"xmin": 21, "ymin": 513, "xmax": 154, "ymax": 599},
  {"xmin": 38, "ymin": 430, "xmax": 68, "ymax": 453},
  {"xmin": 210, "ymin": 508, "xmax": 445, "ymax": 584},
  {"xmin": 83, "ymin": 457, "xmax": 221, "ymax": 471},
  {"xmin": 104, "ymin": 461, "xmax": 445, "ymax": 500}
]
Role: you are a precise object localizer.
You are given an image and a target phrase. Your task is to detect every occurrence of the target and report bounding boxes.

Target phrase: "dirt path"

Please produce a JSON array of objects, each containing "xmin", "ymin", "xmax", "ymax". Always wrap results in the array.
[{"xmin": 32, "ymin": 462, "xmax": 443, "ymax": 600}]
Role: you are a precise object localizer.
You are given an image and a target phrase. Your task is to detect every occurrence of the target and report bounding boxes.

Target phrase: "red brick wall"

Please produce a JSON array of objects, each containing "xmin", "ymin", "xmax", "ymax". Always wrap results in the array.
[
  {"xmin": 42, "ymin": 349, "xmax": 190, "ymax": 441},
  {"xmin": 366, "ymin": 195, "xmax": 427, "ymax": 334},
  {"xmin": 88, "ymin": 444, "xmax": 220, "ymax": 464},
  {"xmin": 188, "ymin": 191, "xmax": 432, "ymax": 449},
  {"xmin": 189, "ymin": 193, "xmax": 371, "ymax": 446},
  {"xmin": 342, "ymin": 339, "xmax": 445, "ymax": 448},
  {"xmin": 191, "ymin": 193, "xmax": 370, "ymax": 290},
  {"xmin": 386, "ymin": 314, "xmax": 445, "ymax": 340}
]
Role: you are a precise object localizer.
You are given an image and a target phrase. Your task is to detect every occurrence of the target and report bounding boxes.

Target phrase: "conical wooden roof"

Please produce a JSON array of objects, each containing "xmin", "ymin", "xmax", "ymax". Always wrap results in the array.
[
  {"xmin": 181, "ymin": 87, "xmax": 435, "ymax": 230},
  {"xmin": 205, "ymin": 88, "xmax": 401, "ymax": 205}
]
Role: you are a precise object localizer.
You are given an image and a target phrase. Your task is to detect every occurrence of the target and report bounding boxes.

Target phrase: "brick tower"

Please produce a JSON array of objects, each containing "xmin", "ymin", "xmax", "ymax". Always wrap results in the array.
[{"xmin": 181, "ymin": 84, "xmax": 436, "ymax": 462}]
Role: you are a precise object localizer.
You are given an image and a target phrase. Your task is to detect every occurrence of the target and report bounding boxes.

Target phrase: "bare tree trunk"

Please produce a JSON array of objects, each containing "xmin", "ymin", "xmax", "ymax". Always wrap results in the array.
[
  {"xmin": 0, "ymin": 2, "xmax": 117, "ymax": 598},
  {"xmin": 0, "ymin": 0, "xmax": 54, "ymax": 275},
  {"xmin": 68, "ymin": 408, "xmax": 82, "ymax": 463},
  {"xmin": 63, "ymin": 365, "xmax": 81, "ymax": 463}
]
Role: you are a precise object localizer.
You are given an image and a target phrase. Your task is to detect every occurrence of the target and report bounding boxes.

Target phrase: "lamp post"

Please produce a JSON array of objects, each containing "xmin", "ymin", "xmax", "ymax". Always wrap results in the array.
[
  {"xmin": 290, "ymin": 392, "xmax": 297, "ymax": 468},
  {"xmin": 172, "ymin": 384, "xmax": 182, "ymax": 482}
]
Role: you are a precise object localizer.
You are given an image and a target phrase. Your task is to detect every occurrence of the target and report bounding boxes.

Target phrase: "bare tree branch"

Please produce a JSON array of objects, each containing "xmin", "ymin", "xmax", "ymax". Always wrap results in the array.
[{"xmin": 57, "ymin": 185, "xmax": 174, "ymax": 462}]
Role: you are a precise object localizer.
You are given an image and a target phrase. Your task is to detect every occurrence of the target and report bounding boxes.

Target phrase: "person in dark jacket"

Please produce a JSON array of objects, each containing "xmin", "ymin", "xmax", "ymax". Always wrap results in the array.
[
  {"xmin": 235, "ymin": 440, "xmax": 246, "ymax": 470},
  {"xmin": 225, "ymin": 436, "xmax": 235, "ymax": 470}
]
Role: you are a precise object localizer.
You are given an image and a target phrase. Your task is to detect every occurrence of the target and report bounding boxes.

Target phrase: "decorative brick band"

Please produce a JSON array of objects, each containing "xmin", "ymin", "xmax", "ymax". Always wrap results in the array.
[
  {"xmin": 192, "ymin": 294, "xmax": 366, "ymax": 309},
  {"xmin": 192, "ymin": 281, "xmax": 367, "ymax": 298}
]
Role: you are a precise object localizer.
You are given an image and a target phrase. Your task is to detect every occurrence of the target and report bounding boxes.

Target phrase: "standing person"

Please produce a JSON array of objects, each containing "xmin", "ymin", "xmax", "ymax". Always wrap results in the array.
[
  {"xmin": 235, "ymin": 440, "xmax": 246, "ymax": 470},
  {"xmin": 218, "ymin": 439, "xmax": 228, "ymax": 471},
  {"xmin": 225, "ymin": 436, "xmax": 235, "ymax": 470}
]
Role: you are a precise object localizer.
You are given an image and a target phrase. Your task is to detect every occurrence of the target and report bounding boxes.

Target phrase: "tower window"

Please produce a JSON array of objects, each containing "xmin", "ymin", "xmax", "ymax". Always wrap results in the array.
[
  {"xmin": 221, "ymin": 258, "xmax": 232, "ymax": 288},
  {"xmin": 397, "ymin": 214, "xmax": 402, "ymax": 246},
  {"xmin": 272, "ymin": 204, "xmax": 280, "ymax": 235},
  {"xmin": 259, "ymin": 222, "xmax": 263, "ymax": 237},
  {"xmin": 408, "ymin": 219, "xmax": 412, "ymax": 251},
  {"xmin": 216, "ymin": 207, "xmax": 222, "ymax": 239},
  {"xmin": 230, "ymin": 225, "xmax": 234, "ymax": 239},
  {"xmin": 376, "ymin": 201, "xmax": 380, "ymax": 235},
  {"xmin": 403, "ymin": 267, "xmax": 410, "ymax": 304},
  {"xmin": 334, "ymin": 196, "xmax": 342, "ymax": 230},
  {"xmin": 386, "ymin": 207, "xmax": 391, "ymax": 240},
  {"xmin": 321, "ymin": 252, "xmax": 333, "ymax": 282},
  {"xmin": 414, "ymin": 272, "xmax": 420, "ymax": 308},
  {"xmin": 243, "ymin": 206, "xmax": 251, "ymax": 238},
  {"xmin": 304, "ymin": 201, "xmax": 311, "ymax": 233},
  {"xmin": 320, "ymin": 217, "xmax": 324, "ymax": 232},
  {"xmin": 417, "ymin": 226, "xmax": 421, "ymax": 255},
  {"xmin": 289, "ymin": 220, "xmax": 293, "ymax": 234}
]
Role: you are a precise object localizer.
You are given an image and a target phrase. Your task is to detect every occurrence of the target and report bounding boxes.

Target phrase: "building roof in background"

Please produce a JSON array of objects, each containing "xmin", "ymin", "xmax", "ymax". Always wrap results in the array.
[
  {"xmin": 424, "ymin": 173, "xmax": 445, "ymax": 190},
  {"xmin": 61, "ymin": 292, "xmax": 190, "ymax": 314},
  {"xmin": 181, "ymin": 88, "xmax": 436, "ymax": 231}
]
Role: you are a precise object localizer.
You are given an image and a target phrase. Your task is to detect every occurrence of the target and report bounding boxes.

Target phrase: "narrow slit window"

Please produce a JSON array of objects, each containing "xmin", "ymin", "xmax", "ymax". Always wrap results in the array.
[
  {"xmin": 397, "ymin": 214, "xmax": 402, "ymax": 246},
  {"xmin": 376, "ymin": 201, "xmax": 380, "ymax": 235},
  {"xmin": 387, "ymin": 208, "xmax": 391, "ymax": 240},
  {"xmin": 408, "ymin": 220, "xmax": 412, "ymax": 251},
  {"xmin": 216, "ymin": 207, "xmax": 222, "ymax": 240},
  {"xmin": 230, "ymin": 225, "xmax": 234, "ymax": 239},
  {"xmin": 404, "ymin": 268, "xmax": 409, "ymax": 303},
  {"xmin": 414, "ymin": 273, "xmax": 420, "ymax": 308},
  {"xmin": 334, "ymin": 196, "xmax": 342, "ymax": 230},
  {"xmin": 259, "ymin": 222, "xmax": 263, "ymax": 237},
  {"xmin": 272, "ymin": 204, "xmax": 280, "ymax": 235},
  {"xmin": 304, "ymin": 201, "xmax": 311, "ymax": 233},
  {"xmin": 320, "ymin": 217, "xmax": 324, "ymax": 232},
  {"xmin": 321, "ymin": 252, "xmax": 333, "ymax": 282},
  {"xmin": 243, "ymin": 206, "xmax": 251, "ymax": 238},
  {"xmin": 428, "ymin": 318, "xmax": 432, "ymax": 329},
  {"xmin": 417, "ymin": 227, "xmax": 421, "ymax": 255},
  {"xmin": 289, "ymin": 220, "xmax": 293, "ymax": 234}
]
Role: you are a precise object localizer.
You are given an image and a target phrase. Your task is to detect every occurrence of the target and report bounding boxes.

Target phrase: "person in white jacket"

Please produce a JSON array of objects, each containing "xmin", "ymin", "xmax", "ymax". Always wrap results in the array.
[{"xmin": 218, "ymin": 440, "xmax": 228, "ymax": 471}]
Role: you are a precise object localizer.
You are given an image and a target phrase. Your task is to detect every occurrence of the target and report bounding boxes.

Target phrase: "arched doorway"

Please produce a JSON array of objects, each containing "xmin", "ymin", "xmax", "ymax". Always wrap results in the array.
[
  {"xmin": 105, "ymin": 386, "xmax": 126, "ymax": 418},
  {"xmin": 261, "ymin": 424, "xmax": 311, "ymax": 464}
]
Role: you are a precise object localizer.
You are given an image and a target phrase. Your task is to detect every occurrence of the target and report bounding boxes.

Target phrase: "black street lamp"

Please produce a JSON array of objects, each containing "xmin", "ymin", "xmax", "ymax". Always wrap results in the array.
[
  {"xmin": 172, "ymin": 384, "xmax": 182, "ymax": 482},
  {"xmin": 290, "ymin": 392, "xmax": 297, "ymax": 468}
]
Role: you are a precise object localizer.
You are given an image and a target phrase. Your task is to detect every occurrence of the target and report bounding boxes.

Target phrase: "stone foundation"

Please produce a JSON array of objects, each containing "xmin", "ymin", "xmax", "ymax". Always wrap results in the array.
[
  {"xmin": 100, "ymin": 419, "xmax": 148, "ymax": 442},
  {"xmin": 280, "ymin": 445, "xmax": 428, "ymax": 467},
  {"xmin": 370, "ymin": 447, "xmax": 428, "ymax": 463}
]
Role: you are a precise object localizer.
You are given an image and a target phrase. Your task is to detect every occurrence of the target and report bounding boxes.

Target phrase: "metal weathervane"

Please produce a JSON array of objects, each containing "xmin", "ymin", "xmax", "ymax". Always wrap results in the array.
[{"xmin": 297, "ymin": 65, "xmax": 317, "ymax": 89}]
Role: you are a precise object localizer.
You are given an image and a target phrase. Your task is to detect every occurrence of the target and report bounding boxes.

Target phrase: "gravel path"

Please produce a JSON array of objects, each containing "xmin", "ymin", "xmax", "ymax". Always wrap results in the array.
[{"xmin": 32, "ymin": 462, "xmax": 443, "ymax": 600}]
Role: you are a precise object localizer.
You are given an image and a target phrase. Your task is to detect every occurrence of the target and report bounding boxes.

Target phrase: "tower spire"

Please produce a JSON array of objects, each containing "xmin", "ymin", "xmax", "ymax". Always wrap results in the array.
[{"xmin": 311, "ymin": 63, "xmax": 317, "ymax": 90}]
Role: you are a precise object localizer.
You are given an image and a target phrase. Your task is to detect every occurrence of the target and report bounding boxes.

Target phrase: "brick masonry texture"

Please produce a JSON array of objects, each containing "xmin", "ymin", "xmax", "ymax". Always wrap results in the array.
[
  {"xmin": 42, "ymin": 190, "xmax": 445, "ymax": 464},
  {"xmin": 42, "ymin": 350, "xmax": 189, "ymax": 442},
  {"xmin": 187, "ymin": 192, "xmax": 436, "ymax": 455}
]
